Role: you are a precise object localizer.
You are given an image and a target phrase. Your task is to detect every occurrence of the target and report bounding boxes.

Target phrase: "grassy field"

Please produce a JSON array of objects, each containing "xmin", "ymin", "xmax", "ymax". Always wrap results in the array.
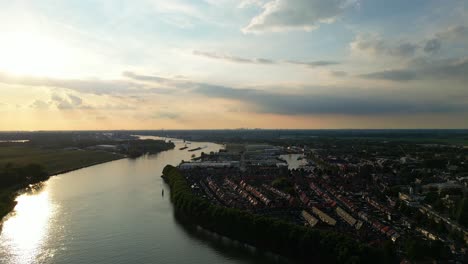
[{"xmin": 0, "ymin": 146, "xmax": 124, "ymax": 175}]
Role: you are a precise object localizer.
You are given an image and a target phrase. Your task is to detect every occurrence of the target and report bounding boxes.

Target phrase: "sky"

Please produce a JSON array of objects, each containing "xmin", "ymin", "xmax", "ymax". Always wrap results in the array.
[{"xmin": 0, "ymin": 0, "xmax": 467, "ymax": 130}]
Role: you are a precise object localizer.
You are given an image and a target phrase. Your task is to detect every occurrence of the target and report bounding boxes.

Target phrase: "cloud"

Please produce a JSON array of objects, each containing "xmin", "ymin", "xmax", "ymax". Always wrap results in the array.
[
  {"xmin": 122, "ymin": 71, "xmax": 195, "ymax": 90},
  {"xmin": 390, "ymin": 43, "xmax": 419, "ymax": 57},
  {"xmin": 30, "ymin": 100, "xmax": 49, "ymax": 110},
  {"xmin": 49, "ymin": 93, "xmax": 137, "ymax": 111},
  {"xmin": 193, "ymin": 50, "xmax": 339, "ymax": 68},
  {"xmin": 352, "ymin": 25, "xmax": 468, "ymax": 59},
  {"xmin": 242, "ymin": 0, "xmax": 351, "ymax": 33},
  {"xmin": 194, "ymin": 84, "xmax": 467, "ymax": 116},
  {"xmin": 331, "ymin": 71, "xmax": 347, "ymax": 77},
  {"xmin": 121, "ymin": 72, "xmax": 466, "ymax": 116},
  {"xmin": 424, "ymin": 38, "xmax": 442, "ymax": 54},
  {"xmin": 436, "ymin": 25, "xmax": 468, "ymax": 42},
  {"xmin": 360, "ymin": 57, "xmax": 468, "ymax": 83},
  {"xmin": 350, "ymin": 34, "xmax": 419, "ymax": 58},
  {"xmin": 119, "ymin": 71, "xmax": 468, "ymax": 116},
  {"xmin": 287, "ymin": 60, "xmax": 340, "ymax": 67},
  {"xmin": 27, "ymin": 70, "xmax": 463, "ymax": 117},
  {"xmin": 422, "ymin": 25, "xmax": 468, "ymax": 54},
  {"xmin": 360, "ymin": 70, "xmax": 417, "ymax": 82},
  {"xmin": 68, "ymin": 94, "xmax": 83, "ymax": 106},
  {"xmin": 193, "ymin": 50, "xmax": 275, "ymax": 64},
  {"xmin": 52, "ymin": 94, "xmax": 84, "ymax": 110},
  {"xmin": 0, "ymin": 72, "xmax": 173, "ymax": 96}
]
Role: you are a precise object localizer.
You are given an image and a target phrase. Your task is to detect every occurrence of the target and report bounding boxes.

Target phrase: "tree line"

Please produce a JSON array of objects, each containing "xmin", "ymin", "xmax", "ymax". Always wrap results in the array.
[
  {"xmin": 0, "ymin": 163, "xmax": 48, "ymax": 189},
  {"xmin": 0, "ymin": 163, "xmax": 48, "ymax": 219}
]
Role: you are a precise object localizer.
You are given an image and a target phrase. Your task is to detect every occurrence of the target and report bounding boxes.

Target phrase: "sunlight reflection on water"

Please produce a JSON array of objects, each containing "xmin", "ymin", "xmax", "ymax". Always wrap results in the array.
[{"xmin": 1, "ymin": 186, "xmax": 56, "ymax": 264}]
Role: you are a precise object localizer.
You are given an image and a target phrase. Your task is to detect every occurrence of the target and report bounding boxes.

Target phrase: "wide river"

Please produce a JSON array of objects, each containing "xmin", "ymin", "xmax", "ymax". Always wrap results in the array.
[{"xmin": 0, "ymin": 138, "xmax": 286, "ymax": 264}]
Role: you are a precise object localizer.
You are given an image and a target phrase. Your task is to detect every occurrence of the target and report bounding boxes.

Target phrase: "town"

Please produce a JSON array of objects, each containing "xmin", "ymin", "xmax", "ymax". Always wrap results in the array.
[{"xmin": 175, "ymin": 139, "xmax": 468, "ymax": 262}]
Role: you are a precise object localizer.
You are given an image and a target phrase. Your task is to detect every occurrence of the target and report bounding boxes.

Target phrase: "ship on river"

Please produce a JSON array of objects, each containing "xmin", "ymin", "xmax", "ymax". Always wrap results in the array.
[{"xmin": 188, "ymin": 146, "xmax": 207, "ymax": 152}]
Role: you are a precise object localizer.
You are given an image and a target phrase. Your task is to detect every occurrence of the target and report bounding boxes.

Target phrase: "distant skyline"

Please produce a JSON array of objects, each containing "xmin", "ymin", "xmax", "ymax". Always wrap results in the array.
[{"xmin": 0, "ymin": 0, "xmax": 467, "ymax": 130}]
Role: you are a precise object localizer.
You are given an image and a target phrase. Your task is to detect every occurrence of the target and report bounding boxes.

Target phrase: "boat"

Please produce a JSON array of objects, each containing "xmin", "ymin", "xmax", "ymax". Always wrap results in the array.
[
  {"xmin": 188, "ymin": 147, "xmax": 202, "ymax": 152},
  {"xmin": 179, "ymin": 145, "xmax": 189, "ymax": 150}
]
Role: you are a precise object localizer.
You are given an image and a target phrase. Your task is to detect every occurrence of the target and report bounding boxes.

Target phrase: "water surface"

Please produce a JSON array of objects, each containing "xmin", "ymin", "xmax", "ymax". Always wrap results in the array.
[{"xmin": 0, "ymin": 138, "xmax": 285, "ymax": 264}]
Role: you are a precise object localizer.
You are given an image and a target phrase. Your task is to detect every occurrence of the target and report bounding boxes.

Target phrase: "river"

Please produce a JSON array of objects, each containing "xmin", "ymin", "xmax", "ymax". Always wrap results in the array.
[{"xmin": 0, "ymin": 137, "xmax": 286, "ymax": 264}]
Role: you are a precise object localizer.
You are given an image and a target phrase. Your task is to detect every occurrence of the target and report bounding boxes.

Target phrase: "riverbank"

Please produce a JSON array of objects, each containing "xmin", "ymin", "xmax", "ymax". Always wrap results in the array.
[
  {"xmin": 0, "ymin": 154, "xmax": 125, "ymax": 222},
  {"xmin": 162, "ymin": 165, "xmax": 386, "ymax": 263},
  {"xmin": 0, "ymin": 139, "xmax": 175, "ymax": 223}
]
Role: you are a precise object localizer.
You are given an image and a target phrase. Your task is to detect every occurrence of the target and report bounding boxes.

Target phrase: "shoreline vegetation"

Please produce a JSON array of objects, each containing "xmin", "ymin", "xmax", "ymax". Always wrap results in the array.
[
  {"xmin": 0, "ymin": 139, "xmax": 175, "ymax": 222},
  {"xmin": 174, "ymin": 214, "xmax": 291, "ymax": 263},
  {"xmin": 162, "ymin": 165, "xmax": 390, "ymax": 264}
]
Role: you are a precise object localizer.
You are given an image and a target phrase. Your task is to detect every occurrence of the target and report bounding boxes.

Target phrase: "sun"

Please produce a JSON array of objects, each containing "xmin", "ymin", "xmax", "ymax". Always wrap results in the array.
[{"xmin": 0, "ymin": 31, "xmax": 71, "ymax": 77}]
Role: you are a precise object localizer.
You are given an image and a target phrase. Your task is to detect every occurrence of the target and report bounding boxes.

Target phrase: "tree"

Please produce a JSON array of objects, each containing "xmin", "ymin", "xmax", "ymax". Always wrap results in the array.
[
  {"xmin": 424, "ymin": 191, "xmax": 438, "ymax": 204},
  {"xmin": 456, "ymin": 198, "xmax": 468, "ymax": 227}
]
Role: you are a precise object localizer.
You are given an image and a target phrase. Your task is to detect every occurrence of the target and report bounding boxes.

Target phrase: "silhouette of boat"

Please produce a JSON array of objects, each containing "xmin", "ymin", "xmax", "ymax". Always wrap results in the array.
[{"xmin": 188, "ymin": 147, "xmax": 202, "ymax": 152}]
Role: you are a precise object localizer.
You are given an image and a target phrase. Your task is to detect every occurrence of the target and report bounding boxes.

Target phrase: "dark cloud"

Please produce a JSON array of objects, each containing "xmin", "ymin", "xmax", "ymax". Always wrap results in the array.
[
  {"xmin": 351, "ymin": 35, "xmax": 419, "ymax": 58},
  {"xmin": 351, "ymin": 24, "xmax": 468, "ymax": 58},
  {"xmin": 422, "ymin": 25, "xmax": 468, "ymax": 54},
  {"xmin": 194, "ymin": 85, "xmax": 467, "ymax": 116},
  {"xmin": 120, "ymin": 71, "xmax": 468, "ymax": 116},
  {"xmin": 361, "ymin": 70, "xmax": 417, "ymax": 81},
  {"xmin": 360, "ymin": 57, "xmax": 468, "ymax": 83},
  {"xmin": 424, "ymin": 38, "xmax": 442, "ymax": 53},
  {"xmin": 390, "ymin": 43, "xmax": 419, "ymax": 57}
]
